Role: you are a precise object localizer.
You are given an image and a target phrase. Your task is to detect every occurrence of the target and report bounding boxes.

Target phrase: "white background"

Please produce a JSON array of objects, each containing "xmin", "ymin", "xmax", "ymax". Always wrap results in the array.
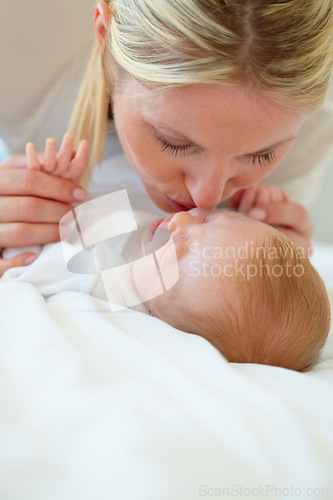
[{"xmin": 310, "ymin": 162, "xmax": 333, "ymax": 243}]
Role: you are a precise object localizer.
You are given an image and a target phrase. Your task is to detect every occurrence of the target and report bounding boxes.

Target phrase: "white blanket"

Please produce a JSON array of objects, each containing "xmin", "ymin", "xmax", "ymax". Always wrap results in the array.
[{"xmin": 1, "ymin": 155, "xmax": 333, "ymax": 500}]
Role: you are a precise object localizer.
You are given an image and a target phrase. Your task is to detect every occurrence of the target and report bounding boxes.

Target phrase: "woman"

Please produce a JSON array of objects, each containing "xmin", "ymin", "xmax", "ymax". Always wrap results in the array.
[{"xmin": 1, "ymin": 0, "xmax": 333, "ymax": 275}]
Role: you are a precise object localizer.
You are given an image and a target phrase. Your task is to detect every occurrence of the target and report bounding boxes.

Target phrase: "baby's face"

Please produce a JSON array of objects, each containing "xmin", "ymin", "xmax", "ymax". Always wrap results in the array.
[{"xmin": 133, "ymin": 207, "xmax": 275, "ymax": 321}]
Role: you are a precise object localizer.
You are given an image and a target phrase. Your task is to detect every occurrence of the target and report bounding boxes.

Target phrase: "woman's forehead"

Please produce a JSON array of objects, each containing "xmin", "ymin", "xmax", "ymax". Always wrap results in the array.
[
  {"xmin": 134, "ymin": 78, "xmax": 299, "ymax": 117},
  {"xmin": 133, "ymin": 81, "xmax": 303, "ymax": 151}
]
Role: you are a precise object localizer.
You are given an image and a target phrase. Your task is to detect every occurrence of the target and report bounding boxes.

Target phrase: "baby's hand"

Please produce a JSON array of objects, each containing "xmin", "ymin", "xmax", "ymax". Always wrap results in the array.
[
  {"xmin": 25, "ymin": 133, "xmax": 89, "ymax": 183},
  {"xmin": 228, "ymin": 183, "xmax": 290, "ymax": 217}
]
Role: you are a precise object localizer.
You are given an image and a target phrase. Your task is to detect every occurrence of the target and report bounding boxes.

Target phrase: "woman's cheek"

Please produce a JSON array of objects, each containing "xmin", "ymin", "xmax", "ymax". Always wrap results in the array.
[{"xmin": 119, "ymin": 127, "xmax": 159, "ymax": 180}]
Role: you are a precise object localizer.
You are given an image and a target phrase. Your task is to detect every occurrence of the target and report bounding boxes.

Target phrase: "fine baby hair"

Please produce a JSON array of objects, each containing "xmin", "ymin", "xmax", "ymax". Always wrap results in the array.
[
  {"xmin": 162, "ymin": 231, "xmax": 331, "ymax": 372},
  {"xmin": 69, "ymin": 0, "xmax": 333, "ymax": 184}
]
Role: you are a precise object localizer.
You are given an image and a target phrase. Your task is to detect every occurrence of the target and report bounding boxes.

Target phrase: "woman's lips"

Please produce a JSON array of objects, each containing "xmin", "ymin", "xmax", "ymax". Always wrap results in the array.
[{"xmin": 165, "ymin": 195, "xmax": 196, "ymax": 212}]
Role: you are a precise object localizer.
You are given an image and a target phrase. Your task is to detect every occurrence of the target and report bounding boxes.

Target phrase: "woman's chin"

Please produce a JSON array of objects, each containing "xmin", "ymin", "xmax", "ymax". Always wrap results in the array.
[{"xmin": 143, "ymin": 185, "xmax": 174, "ymax": 213}]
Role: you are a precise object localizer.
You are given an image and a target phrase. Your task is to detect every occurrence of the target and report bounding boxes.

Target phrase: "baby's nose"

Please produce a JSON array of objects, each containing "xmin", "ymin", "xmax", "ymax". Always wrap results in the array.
[{"xmin": 167, "ymin": 211, "xmax": 193, "ymax": 232}]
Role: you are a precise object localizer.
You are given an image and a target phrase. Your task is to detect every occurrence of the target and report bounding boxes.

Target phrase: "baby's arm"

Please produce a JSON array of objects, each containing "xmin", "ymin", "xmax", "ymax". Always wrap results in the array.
[
  {"xmin": 228, "ymin": 183, "xmax": 290, "ymax": 217},
  {"xmin": 25, "ymin": 133, "xmax": 89, "ymax": 183}
]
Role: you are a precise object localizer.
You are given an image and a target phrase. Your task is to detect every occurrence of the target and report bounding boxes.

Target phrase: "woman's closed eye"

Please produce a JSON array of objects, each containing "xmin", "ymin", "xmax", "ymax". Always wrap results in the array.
[
  {"xmin": 250, "ymin": 151, "xmax": 276, "ymax": 167},
  {"xmin": 156, "ymin": 132, "xmax": 277, "ymax": 167},
  {"xmin": 156, "ymin": 135, "xmax": 193, "ymax": 157}
]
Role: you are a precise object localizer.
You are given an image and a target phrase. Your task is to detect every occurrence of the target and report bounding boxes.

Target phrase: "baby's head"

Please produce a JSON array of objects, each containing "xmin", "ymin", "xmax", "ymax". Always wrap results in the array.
[{"xmin": 134, "ymin": 208, "xmax": 331, "ymax": 371}]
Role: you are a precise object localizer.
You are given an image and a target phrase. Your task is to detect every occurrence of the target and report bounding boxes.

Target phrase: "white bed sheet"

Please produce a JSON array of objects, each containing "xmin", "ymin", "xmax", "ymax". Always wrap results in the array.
[{"xmin": 0, "ymin": 155, "xmax": 333, "ymax": 500}]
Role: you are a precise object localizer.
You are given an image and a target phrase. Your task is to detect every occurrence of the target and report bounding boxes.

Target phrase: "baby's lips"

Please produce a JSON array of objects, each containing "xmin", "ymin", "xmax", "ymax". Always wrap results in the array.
[{"xmin": 148, "ymin": 218, "xmax": 165, "ymax": 240}]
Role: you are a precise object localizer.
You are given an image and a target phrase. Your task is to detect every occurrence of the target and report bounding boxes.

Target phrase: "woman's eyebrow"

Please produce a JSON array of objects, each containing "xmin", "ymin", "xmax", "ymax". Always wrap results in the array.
[
  {"xmin": 249, "ymin": 136, "xmax": 297, "ymax": 155},
  {"xmin": 155, "ymin": 121, "xmax": 296, "ymax": 154},
  {"xmin": 154, "ymin": 123, "xmax": 200, "ymax": 147}
]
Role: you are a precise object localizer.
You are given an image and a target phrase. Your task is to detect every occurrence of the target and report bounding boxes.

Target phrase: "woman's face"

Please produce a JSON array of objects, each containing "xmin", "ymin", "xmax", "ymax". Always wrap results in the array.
[{"xmin": 112, "ymin": 76, "xmax": 304, "ymax": 212}]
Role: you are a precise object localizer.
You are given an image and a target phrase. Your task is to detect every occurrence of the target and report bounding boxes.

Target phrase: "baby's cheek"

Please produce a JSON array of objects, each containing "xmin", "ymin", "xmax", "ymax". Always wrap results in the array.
[{"xmin": 131, "ymin": 256, "xmax": 165, "ymax": 304}]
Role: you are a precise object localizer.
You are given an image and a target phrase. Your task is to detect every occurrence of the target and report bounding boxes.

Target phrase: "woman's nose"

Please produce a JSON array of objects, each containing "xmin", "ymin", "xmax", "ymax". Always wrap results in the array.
[{"xmin": 185, "ymin": 162, "xmax": 231, "ymax": 209}]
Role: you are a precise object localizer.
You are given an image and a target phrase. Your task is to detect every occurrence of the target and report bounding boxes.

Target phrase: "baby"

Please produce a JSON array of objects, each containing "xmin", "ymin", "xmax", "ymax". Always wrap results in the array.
[
  {"xmin": 16, "ymin": 135, "xmax": 332, "ymax": 372},
  {"xmin": 133, "ymin": 205, "xmax": 331, "ymax": 372}
]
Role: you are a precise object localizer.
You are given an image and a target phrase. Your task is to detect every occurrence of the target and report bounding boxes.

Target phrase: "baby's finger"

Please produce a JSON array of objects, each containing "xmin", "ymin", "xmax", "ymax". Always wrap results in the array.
[
  {"xmin": 227, "ymin": 189, "xmax": 247, "ymax": 209},
  {"xmin": 255, "ymin": 185, "xmax": 271, "ymax": 206},
  {"xmin": 282, "ymin": 190, "xmax": 291, "ymax": 203},
  {"xmin": 26, "ymin": 143, "xmax": 41, "ymax": 170},
  {"xmin": 56, "ymin": 133, "xmax": 74, "ymax": 175},
  {"xmin": 237, "ymin": 187, "xmax": 258, "ymax": 214},
  {"xmin": 249, "ymin": 202, "xmax": 313, "ymax": 236},
  {"xmin": 268, "ymin": 185, "xmax": 281, "ymax": 203},
  {"xmin": 0, "ymin": 252, "xmax": 38, "ymax": 277},
  {"xmin": 43, "ymin": 138, "xmax": 57, "ymax": 173},
  {"xmin": 266, "ymin": 184, "xmax": 288, "ymax": 204},
  {"xmin": 65, "ymin": 140, "xmax": 89, "ymax": 182}
]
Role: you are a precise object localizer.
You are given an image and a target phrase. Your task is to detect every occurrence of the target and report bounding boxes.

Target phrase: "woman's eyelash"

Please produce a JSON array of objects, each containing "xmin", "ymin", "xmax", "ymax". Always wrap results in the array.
[
  {"xmin": 156, "ymin": 133, "xmax": 276, "ymax": 166},
  {"xmin": 251, "ymin": 151, "xmax": 276, "ymax": 166},
  {"xmin": 157, "ymin": 136, "xmax": 192, "ymax": 157}
]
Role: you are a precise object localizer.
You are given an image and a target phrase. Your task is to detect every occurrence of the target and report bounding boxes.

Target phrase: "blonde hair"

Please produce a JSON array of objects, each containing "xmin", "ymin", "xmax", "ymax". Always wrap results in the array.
[
  {"xmin": 69, "ymin": 0, "xmax": 333, "ymax": 185},
  {"xmin": 174, "ymin": 234, "xmax": 331, "ymax": 372}
]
